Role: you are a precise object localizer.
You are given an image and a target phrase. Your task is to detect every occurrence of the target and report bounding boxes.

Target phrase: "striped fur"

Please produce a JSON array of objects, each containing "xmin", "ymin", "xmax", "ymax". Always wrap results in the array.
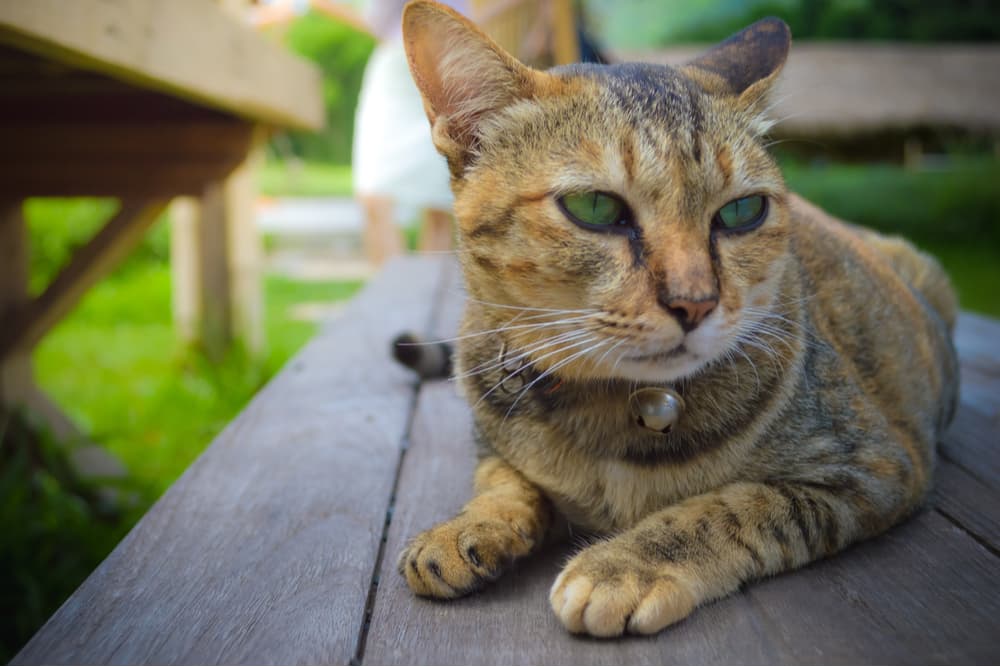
[{"xmin": 396, "ymin": 1, "xmax": 959, "ymax": 637}]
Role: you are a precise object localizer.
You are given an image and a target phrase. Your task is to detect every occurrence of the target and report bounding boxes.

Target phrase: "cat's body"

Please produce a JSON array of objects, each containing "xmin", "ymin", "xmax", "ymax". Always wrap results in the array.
[{"xmin": 395, "ymin": 1, "xmax": 959, "ymax": 637}]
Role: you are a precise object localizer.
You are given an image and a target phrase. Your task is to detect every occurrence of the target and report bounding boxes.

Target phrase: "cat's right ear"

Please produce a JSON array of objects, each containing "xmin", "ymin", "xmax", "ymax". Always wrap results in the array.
[
  {"xmin": 680, "ymin": 17, "xmax": 790, "ymax": 132},
  {"xmin": 403, "ymin": 0, "xmax": 538, "ymax": 165}
]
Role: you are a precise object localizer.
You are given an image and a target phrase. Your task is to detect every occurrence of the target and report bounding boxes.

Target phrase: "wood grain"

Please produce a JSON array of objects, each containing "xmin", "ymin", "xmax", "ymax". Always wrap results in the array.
[
  {"xmin": 940, "ymin": 314, "xmax": 1000, "ymax": 487},
  {"xmin": 932, "ymin": 460, "xmax": 1000, "ymax": 553},
  {"xmin": 13, "ymin": 257, "xmax": 446, "ymax": 665},
  {"xmin": 0, "ymin": 0, "xmax": 323, "ymax": 129}
]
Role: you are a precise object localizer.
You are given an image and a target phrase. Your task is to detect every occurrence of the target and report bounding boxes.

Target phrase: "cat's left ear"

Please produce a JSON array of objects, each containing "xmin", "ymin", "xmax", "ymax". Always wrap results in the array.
[{"xmin": 681, "ymin": 18, "xmax": 790, "ymax": 130}]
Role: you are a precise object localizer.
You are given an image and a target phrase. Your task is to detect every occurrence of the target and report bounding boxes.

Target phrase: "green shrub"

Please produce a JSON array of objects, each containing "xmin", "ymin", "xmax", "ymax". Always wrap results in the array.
[
  {"xmin": 23, "ymin": 199, "xmax": 169, "ymax": 294},
  {"xmin": 587, "ymin": 0, "xmax": 1000, "ymax": 49},
  {"xmin": 280, "ymin": 12, "xmax": 375, "ymax": 164}
]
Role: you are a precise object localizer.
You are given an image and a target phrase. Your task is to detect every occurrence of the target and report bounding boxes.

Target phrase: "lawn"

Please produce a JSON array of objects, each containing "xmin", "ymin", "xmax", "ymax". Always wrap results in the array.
[
  {"xmin": 33, "ymin": 266, "xmax": 362, "ymax": 498},
  {"xmin": 258, "ymin": 160, "xmax": 353, "ymax": 198}
]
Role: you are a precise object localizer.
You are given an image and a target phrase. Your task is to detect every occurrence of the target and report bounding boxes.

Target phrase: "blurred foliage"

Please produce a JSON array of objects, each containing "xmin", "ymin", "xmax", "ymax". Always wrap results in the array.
[
  {"xmin": 23, "ymin": 199, "xmax": 170, "ymax": 295},
  {"xmin": 587, "ymin": 0, "xmax": 1000, "ymax": 49},
  {"xmin": 780, "ymin": 156, "xmax": 1000, "ymax": 247},
  {"xmin": 278, "ymin": 11, "xmax": 375, "ymax": 164},
  {"xmin": 0, "ymin": 410, "xmax": 136, "ymax": 662},
  {"xmin": 780, "ymin": 156, "xmax": 1000, "ymax": 315}
]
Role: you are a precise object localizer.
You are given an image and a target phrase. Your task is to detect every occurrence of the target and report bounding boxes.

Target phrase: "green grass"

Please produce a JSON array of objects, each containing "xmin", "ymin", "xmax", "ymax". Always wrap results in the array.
[
  {"xmin": 33, "ymin": 265, "xmax": 362, "ymax": 497},
  {"xmin": 258, "ymin": 161, "xmax": 353, "ymax": 197}
]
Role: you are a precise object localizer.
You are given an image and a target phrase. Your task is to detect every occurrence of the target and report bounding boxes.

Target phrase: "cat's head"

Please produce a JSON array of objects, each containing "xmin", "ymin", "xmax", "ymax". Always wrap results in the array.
[{"xmin": 404, "ymin": 1, "xmax": 792, "ymax": 383}]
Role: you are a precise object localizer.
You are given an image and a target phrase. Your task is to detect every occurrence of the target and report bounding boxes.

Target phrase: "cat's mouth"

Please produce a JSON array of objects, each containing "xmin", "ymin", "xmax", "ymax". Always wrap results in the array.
[{"xmin": 625, "ymin": 344, "xmax": 688, "ymax": 363}]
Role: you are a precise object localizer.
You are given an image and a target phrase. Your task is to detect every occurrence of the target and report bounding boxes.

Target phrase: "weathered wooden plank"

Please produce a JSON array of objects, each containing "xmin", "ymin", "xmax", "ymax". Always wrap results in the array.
[
  {"xmin": 937, "ymin": 313, "xmax": 1000, "ymax": 487},
  {"xmin": 0, "ymin": 159, "xmax": 247, "ymax": 197},
  {"xmin": 0, "ymin": 122, "xmax": 253, "ymax": 158},
  {"xmin": 0, "ymin": 0, "xmax": 323, "ymax": 129},
  {"xmin": 954, "ymin": 312, "xmax": 1000, "ymax": 372},
  {"xmin": 932, "ymin": 460, "xmax": 1000, "ymax": 553},
  {"xmin": 739, "ymin": 509, "xmax": 999, "ymax": 664},
  {"xmin": 939, "ymin": 400, "xmax": 1000, "ymax": 489},
  {"xmin": 13, "ymin": 257, "xmax": 447, "ymax": 665}
]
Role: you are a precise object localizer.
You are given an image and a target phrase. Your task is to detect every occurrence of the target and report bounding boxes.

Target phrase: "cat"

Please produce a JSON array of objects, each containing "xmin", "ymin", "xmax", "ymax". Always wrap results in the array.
[{"xmin": 394, "ymin": 0, "xmax": 959, "ymax": 638}]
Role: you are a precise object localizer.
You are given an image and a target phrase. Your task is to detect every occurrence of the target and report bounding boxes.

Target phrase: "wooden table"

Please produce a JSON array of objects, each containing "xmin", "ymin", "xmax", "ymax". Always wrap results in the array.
[
  {"xmin": 14, "ymin": 257, "xmax": 1000, "ymax": 664},
  {"xmin": 0, "ymin": 1, "xmax": 322, "ymax": 440}
]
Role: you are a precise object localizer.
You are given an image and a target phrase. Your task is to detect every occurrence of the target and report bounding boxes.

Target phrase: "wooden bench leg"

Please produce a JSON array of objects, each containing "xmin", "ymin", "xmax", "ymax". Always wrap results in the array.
[
  {"xmin": 170, "ymin": 137, "xmax": 264, "ymax": 360},
  {"xmin": 1, "ymin": 197, "xmax": 141, "ymax": 482},
  {"xmin": 0, "ymin": 199, "xmax": 33, "ymax": 409}
]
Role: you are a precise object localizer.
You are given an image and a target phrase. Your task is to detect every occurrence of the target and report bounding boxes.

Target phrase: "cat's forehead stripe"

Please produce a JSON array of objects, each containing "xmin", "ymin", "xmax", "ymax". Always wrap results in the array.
[{"xmin": 554, "ymin": 63, "xmax": 704, "ymax": 140}]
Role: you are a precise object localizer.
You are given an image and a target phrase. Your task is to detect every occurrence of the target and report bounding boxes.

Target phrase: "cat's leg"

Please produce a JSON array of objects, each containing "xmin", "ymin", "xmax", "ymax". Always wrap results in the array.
[
  {"xmin": 550, "ymin": 479, "xmax": 904, "ymax": 637},
  {"xmin": 398, "ymin": 456, "xmax": 552, "ymax": 598}
]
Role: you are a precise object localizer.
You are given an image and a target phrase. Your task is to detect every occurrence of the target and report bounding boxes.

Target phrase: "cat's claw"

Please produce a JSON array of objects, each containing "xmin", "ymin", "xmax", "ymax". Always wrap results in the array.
[
  {"xmin": 549, "ymin": 545, "xmax": 697, "ymax": 637},
  {"xmin": 398, "ymin": 515, "xmax": 535, "ymax": 598}
]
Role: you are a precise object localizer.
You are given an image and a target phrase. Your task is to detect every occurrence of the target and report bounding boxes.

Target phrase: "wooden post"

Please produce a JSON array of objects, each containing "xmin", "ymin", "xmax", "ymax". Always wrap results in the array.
[
  {"xmin": 0, "ymin": 199, "xmax": 32, "ymax": 408},
  {"xmin": 198, "ymin": 180, "xmax": 233, "ymax": 361},
  {"xmin": 170, "ymin": 197, "xmax": 201, "ymax": 344},
  {"xmin": 0, "ymin": 202, "xmax": 86, "ymax": 441},
  {"xmin": 550, "ymin": 0, "xmax": 580, "ymax": 65},
  {"xmin": 224, "ymin": 137, "xmax": 265, "ymax": 357},
  {"xmin": 170, "ymin": 128, "xmax": 265, "ymax": 359}
]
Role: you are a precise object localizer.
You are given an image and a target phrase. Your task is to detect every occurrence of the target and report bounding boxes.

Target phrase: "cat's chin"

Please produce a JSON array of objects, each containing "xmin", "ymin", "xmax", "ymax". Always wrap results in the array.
[{"xmin": 600, "ymin": 354, "xmax": 712, "ymax": 384}]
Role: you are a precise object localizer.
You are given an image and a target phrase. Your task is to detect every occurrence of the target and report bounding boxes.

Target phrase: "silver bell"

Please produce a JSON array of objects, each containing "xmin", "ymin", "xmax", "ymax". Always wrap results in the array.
[
  {"xmin": 629, "ymin": 387, "xmax": 685, "ymax": 434},
  {"xmin": 497, "ymin": 341, "xmax": 527, "ymax": 394}
]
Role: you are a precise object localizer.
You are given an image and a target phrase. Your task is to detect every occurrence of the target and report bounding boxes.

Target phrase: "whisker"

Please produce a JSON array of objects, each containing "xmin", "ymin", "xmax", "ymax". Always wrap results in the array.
[
  {"xmin": 417, "ymin": 313, "xmax": 597, "ymax": 345},
  {"xmin": 475, "ymin": 335, "xmax": 599, "ymax": 408},
  {"xmin": 454, "ymin": 329, "xmax": 591, "ymax": 381},
  {"xmin": 503, "ymin": 338, "xmax": 610, "ymax": 421}
]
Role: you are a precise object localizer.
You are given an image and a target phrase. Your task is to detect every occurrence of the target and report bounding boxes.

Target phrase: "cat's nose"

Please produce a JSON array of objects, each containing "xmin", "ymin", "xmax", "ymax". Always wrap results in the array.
[{"xmin": 661, "ymin": 296, "xmax": 718, "ymax": 332}]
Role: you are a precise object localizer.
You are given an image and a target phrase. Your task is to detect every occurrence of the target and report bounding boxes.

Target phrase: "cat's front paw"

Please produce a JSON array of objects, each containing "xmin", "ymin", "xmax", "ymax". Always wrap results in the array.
[
  {"xmin": 549, "ymin": 541, "xmax": 697, "ymax": 637},
  {"xmin": 397, "ymin": 513, "xmax": 536, "ymax": 599}
]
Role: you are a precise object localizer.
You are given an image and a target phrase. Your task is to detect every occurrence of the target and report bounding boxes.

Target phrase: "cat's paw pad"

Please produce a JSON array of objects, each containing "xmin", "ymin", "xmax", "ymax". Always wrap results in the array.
[
  {"xmin": 549, "ymin": 546, "xmax": 696, "ymax": 637},
  {"xmin": 397, "ymin": 515, "xmax": 534, "ymax": 599}
]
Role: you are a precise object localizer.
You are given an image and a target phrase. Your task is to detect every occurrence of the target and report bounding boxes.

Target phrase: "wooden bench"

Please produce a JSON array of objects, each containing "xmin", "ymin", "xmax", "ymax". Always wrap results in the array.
[{"xmin": 14, "ymin": 257, "xmax": 1000, "ymax": 664}]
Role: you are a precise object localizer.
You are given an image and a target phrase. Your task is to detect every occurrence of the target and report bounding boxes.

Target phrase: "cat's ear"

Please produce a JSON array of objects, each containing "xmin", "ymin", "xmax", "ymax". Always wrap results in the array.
[
  {"xmin": 403, "ymin": 0, "xmax": 538, "ymax": 160},
  {"xmin": 681, "ymin": 18, "xmax": 790, "ymax": 131}
]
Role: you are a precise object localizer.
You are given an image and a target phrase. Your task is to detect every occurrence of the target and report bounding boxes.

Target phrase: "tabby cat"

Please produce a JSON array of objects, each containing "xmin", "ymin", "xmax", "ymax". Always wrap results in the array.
[{"xmin": 396, "ymin": 0, "xmax": 959, "ymax": 637}]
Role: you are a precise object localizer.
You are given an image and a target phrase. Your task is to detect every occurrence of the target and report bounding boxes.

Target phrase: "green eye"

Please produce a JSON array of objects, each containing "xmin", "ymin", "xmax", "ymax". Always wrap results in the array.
[
  {"xmin": 558, "ymin": 192, "xmax": 628, "ymax": 229},
  {"xmin": 715, "ymin": 195, "xmax": 768, "ymax": 231}
]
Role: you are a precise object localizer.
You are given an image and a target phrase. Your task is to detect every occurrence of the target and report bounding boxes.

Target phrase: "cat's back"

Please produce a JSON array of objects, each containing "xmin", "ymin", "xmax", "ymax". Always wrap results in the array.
[{"xmin": 785, "ymin": 193, "xmax": 959, "ymax": 435}]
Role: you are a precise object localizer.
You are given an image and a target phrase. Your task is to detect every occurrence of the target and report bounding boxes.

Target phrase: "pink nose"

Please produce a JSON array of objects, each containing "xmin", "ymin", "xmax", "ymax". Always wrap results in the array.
[{"xmin": 664, "ymin": 296, "xmax": 718, "ymax": 332}]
